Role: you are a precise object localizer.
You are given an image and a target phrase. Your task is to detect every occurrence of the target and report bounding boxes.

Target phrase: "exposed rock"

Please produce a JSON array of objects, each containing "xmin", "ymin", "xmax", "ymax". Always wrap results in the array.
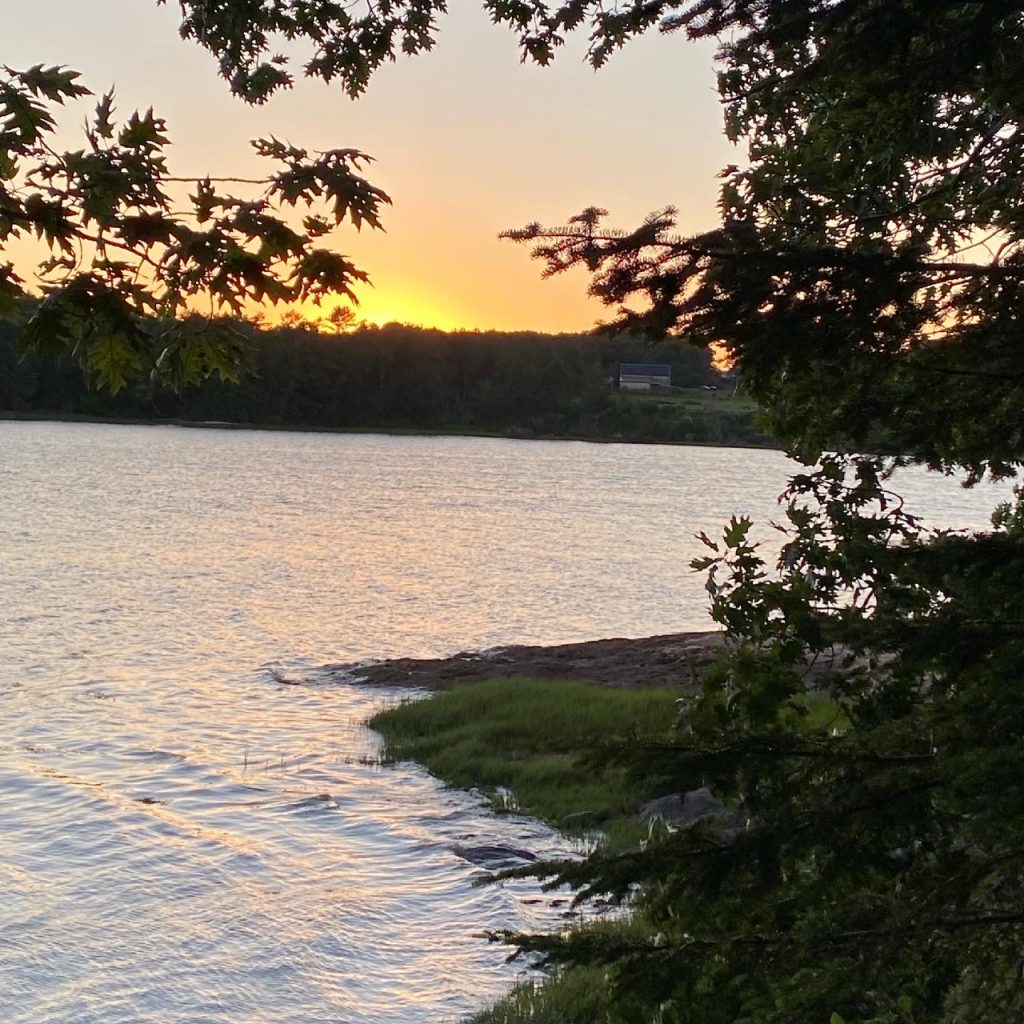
[
  {"xmin": 343, "ymin": 631, "xmax": 725, "ymax": 691},
  {"xmin": 641, "ymin": 786, "xmax": 748, "ymax": 840}
]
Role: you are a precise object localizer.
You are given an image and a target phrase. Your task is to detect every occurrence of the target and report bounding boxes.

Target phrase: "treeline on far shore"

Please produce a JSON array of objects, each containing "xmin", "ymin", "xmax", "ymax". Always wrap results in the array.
[{"xmin": 0, "ymin": 314, "xmax": 776, "ymax": 448}]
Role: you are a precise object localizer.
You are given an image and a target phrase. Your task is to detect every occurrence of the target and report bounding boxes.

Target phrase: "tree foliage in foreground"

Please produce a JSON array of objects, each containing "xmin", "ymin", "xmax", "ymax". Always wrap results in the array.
[
  {"xmin": 496, "ymin": 458, "xmax": 1024, "ymax": 1024},
  {"xmin": 502, "ymin": 0, "xmax": 1024, "ymax": 481},
  {"xmin": 0, "ymin": 63, "xmax": 388, "ymax": 391},
  {"xmin": 482, "ymin": 4, "xmax": 1024, "ymax": 1023},
  {"xmin": 8, "ymin": 3, "xmax": 1024, "ymax": 1022}
]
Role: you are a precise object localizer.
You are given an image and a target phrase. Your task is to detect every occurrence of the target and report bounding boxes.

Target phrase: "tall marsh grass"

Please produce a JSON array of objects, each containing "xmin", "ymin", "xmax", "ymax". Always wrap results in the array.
[{"xmin": 369, "ymin": 678, "xmax": 682, "ymax": 836}]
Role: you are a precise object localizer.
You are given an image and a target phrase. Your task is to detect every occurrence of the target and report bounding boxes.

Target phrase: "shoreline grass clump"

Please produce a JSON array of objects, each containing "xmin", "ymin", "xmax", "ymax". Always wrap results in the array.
[
  {"xmin": 370, "ymin": 677, "xmax": 849, "ymax": 1023},
  {"xmin": 369, "ymin": 677, "xmax": 683, "ymax": 840}
]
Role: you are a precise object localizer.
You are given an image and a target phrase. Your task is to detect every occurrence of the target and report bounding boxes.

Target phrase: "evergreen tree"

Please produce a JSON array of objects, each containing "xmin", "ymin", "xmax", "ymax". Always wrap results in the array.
[{"xmin": 490, "ymin": 5, "xmax": 1024, "ymax": 1021}]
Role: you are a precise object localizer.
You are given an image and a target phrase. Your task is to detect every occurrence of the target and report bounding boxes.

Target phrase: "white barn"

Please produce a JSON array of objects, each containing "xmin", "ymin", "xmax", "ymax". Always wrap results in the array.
[{"xmin": 618, "ymin": 363, "xmax": 672, "ymax": 391}]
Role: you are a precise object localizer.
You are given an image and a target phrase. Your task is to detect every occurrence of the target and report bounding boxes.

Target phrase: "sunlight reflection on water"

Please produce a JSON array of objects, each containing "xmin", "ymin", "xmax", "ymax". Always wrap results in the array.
[{"xmin": 0, "ymin": 422, "xmax": 1011, "ymax": 1023}]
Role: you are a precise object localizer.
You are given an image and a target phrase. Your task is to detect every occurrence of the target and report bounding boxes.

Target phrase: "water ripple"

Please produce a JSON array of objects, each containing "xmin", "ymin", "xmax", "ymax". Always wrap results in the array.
[{"xmin": 0, "ymin": 422, "xmax": 1010, "ymax": 1023}]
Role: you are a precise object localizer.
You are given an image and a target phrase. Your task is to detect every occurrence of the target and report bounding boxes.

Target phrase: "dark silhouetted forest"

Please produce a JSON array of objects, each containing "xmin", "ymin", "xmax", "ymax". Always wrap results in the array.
[{"xmin": 0, "ymin": 315, "xmax": 772, "ymax": 447}]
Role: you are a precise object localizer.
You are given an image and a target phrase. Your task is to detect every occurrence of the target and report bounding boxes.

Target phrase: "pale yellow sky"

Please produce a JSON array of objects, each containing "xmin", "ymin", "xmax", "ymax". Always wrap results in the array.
[{"xmin": 5, "ymin": 3, "xmax": 735, "ymax": 331}]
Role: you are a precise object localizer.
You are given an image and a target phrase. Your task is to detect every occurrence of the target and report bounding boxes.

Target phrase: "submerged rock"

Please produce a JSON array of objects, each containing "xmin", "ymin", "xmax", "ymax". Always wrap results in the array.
[{"xmin": 452, "ymin": 843, "xmax": 539, "ymax": 870}]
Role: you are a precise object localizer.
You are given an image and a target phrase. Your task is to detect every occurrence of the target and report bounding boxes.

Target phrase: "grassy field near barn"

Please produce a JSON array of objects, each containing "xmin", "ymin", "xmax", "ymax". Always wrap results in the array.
[{"xmin": 630, "ymin": 386, "xmax": 760, "ymax": 412}]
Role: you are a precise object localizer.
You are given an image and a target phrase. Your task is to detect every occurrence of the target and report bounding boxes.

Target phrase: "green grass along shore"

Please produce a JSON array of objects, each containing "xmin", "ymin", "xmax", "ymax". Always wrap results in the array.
[
  {"xmin": 369, "ymin": 676, "xmax": 846, "ymax": 1024},
  {"xmin": 370, "ymin": 677, "xmax": 683, "ymax": 1024},
  {"xmin": 369, "ymin": 676, "xmax": 843, "ymax": 842},
  {"xmin": 370, "ymin": 678, "xmax": 683, "ymax": 843}
]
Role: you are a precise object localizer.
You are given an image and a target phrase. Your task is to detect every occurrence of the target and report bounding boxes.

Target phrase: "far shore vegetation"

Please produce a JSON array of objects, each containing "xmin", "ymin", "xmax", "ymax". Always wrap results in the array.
[{"xmin": 0, "ymin": 310, "xmax": 773, "ymax": 449}]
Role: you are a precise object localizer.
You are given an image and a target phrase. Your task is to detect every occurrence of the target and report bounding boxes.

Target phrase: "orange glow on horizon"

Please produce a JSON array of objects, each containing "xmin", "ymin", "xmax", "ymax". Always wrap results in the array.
[
  {"xmin": 281, "ymin": 288, "xmax": 577, "ymax": 335},
  {"xmin": 281, "ymin": 295, "xmax": 466, "ymax": 332},
  {"xmin": 7, "ymin": 5, "xmax": 734, "ymax": 344},
  {"xmin": 333, "ymin": 294, "xmax": 466, "ymax": 332}
]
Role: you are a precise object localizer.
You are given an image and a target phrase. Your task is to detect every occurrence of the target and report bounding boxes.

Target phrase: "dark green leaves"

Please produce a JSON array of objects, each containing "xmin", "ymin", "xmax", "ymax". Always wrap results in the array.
[
  {"xmin": 170, "ymin": 0, "xmax": 448, "ymax": 102},
  {"xmin": 117, "ymin": 108, "xmax": 169, "ymax": 151},
  {"xmin": 0, "ymin": 65, "xmax": 390, "ymax": 391},
  {"xmin": 291, "ymin": 248, "xmax": 368, "ymax": 302},
  {"xmin": 152, "ymin": 319, "xmax": 253, "ymax": 390},
  {"xmin": 13, "ymin": 64, "xmax": 90, "ymax": 103},
  {"xmin": 500, "ymin": 2, "xmax": 1024, "ymax": 481},
  {"xmin": 0, "ymin": 262, "xmax": 23, "ymax": 318},
  {"xmin": 24, "ymin": 276, "xmax": 148, "ymax": 393},
  {"xmin": 261, "ymin": 143, "xmax": 391, "ymax": 230},
  {"xmin": 0, "ymin": 65, "xmax": 88, "ymax": 148},
  {"xmin": 488, "ymin": 8, "xmax": 1024, "ymax": 1020},
  {"xmin": 499, "ymin": 449, "xmax": 1024, "ymax": 1023}
]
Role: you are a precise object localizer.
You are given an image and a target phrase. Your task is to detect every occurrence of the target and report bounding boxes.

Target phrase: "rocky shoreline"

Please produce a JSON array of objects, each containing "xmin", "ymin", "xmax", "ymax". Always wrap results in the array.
[{"xmin": 347, "ymin": 630, "xmax": 725, "ymax": 691}]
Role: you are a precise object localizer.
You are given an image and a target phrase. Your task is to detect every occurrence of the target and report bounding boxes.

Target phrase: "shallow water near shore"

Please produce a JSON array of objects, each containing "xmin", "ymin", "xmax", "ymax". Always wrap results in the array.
[{"xmin": 0, "ymin": 421, "xmax": 1010, "ymax": 1023}]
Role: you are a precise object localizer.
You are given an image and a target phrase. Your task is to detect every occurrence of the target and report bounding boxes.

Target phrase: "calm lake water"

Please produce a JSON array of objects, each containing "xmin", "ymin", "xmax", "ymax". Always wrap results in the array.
[{"xmin": 0, "ymin": 421, "xmax": 1011, "ymax": 1023}]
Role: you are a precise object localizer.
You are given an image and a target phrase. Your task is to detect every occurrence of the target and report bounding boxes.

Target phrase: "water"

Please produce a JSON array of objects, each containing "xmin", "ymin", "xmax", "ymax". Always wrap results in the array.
[{"xmin": 0, "ymin": 422, "xmax": 1011, "ymax": 1023}]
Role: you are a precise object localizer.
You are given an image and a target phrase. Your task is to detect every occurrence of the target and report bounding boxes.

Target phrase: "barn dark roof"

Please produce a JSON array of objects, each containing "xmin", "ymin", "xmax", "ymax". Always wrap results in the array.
[{"xmin": 619, "ymin": 363, "xmax": 672, "ymax": 376}]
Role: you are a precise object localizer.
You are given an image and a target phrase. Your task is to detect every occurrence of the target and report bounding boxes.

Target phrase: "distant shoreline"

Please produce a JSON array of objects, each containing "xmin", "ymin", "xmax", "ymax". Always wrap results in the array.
[{"xmin": 0, "ymin": 410, "xmax": 782, "ymax": 452}]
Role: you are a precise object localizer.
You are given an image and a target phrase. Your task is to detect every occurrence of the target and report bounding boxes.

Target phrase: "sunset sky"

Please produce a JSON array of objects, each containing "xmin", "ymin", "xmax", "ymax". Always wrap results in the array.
[{"xmin": 7, "ymin": 3, "xmax": 735, "ymax": 332}]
